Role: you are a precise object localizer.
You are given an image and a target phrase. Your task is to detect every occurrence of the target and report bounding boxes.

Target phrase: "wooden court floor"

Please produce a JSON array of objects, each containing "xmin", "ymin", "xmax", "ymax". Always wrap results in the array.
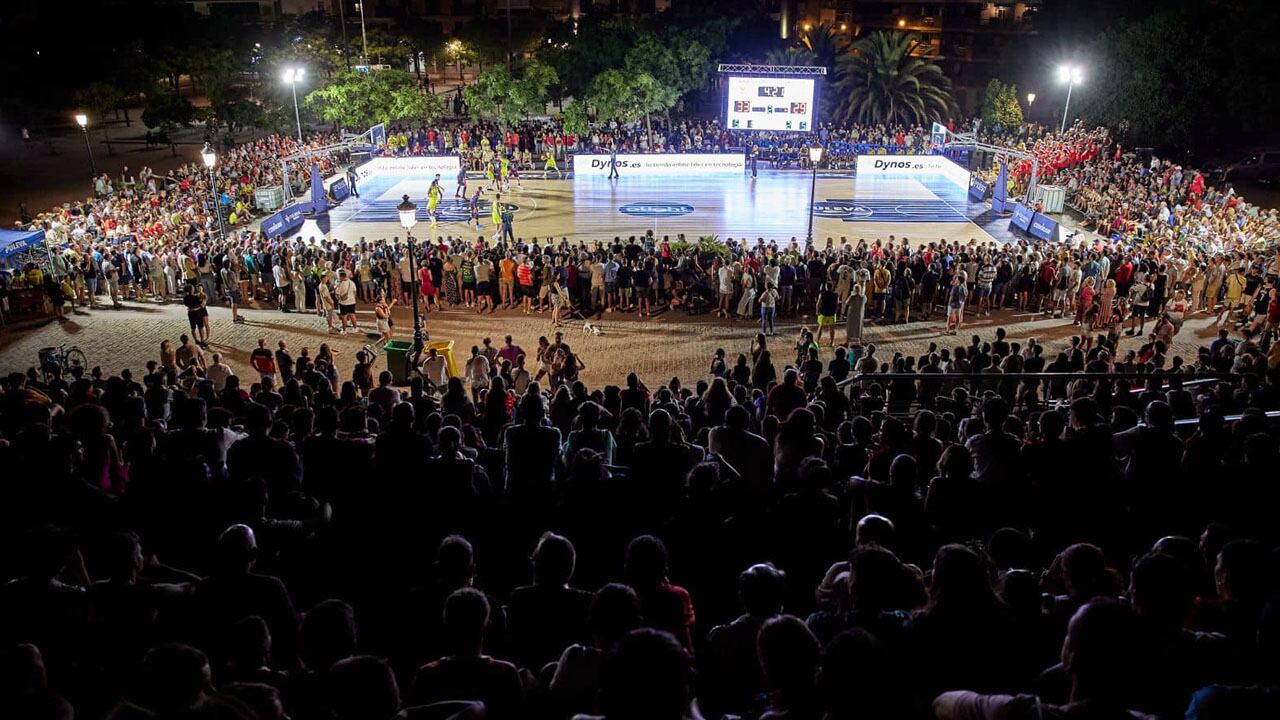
[{"xmin": 301, "ymin": 171, "xmax": 998, "ymax": 249}]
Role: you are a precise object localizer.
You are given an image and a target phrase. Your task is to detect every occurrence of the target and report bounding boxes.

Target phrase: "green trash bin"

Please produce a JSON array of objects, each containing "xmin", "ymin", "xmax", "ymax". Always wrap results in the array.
[{"xmin": 383, "ymin": 340, "xmax": 415, "ymax": 384}]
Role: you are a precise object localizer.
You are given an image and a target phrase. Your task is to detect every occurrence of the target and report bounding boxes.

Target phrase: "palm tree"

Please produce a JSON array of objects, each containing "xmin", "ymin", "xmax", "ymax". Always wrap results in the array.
[
  {"xmin": 798, "ymin": 22, "xmax": 845, "ymax": 75},
  {"xmin": 833, "ymin": 31, "xmax": 957, "ymax": 126},
  {"xmin": 763, "ymin": 46, "xmax": 817, "ymax": 67}
]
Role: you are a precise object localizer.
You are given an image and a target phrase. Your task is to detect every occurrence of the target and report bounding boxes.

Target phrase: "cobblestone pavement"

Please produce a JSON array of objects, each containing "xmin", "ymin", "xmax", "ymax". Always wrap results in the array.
[{"xmin": 1, "ymin": 292, "xmax": 1227, "ymax": 387}]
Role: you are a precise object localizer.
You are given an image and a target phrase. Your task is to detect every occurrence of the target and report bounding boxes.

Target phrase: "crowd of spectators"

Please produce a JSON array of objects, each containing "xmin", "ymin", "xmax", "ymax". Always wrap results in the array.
[
  {"xmin": 3, "ymin": 293, "xmax": 1280, "ymax": 720},
  {"xmin": 4, "ymin": 112, "xmax": 1280, "ymax": 720}
]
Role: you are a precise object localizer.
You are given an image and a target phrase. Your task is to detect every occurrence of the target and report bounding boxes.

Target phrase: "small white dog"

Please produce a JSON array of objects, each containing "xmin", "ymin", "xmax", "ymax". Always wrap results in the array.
[{"xmin": 582, "ymin": 322, "xmax": 603, "ymax": 336}]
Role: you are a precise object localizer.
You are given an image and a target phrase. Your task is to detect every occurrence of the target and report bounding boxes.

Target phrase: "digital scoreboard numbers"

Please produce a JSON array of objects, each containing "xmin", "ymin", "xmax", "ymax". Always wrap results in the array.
[{"xmin": 726, "ymin": 76, "xmax": 816, "ymax": 132}]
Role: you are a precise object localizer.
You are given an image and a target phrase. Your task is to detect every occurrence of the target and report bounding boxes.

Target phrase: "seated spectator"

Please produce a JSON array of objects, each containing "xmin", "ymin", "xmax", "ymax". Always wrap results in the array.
[
  {"xmin": 505, "ymin": 532, "xmax": 592, "ymax": 671},
  {"xmin": 597, "ymin": 629, "xmax": 694, "ymax": 720},
  {"xmin": 934, "ymin": 599, "xmax": 1155, "ymax": 720},
  {"xmin": 411, "ymin": 588, "xmax": 523, "ymax": 717}
]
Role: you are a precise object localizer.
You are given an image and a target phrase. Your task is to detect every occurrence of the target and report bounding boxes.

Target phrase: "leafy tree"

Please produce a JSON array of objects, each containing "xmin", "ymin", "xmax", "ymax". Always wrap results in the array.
[
  {"xmin": 464, "ymin": 62, "xmax": 559, "ymax": 127},
  {"xmin": 588, "ymin": 69, "xmax": 677, "ymax": 146},
  {"xmin": 363, "ymin": 27, "xmax": 413, "ymax": 68},
  {"xmin": 141, "ymin": 83, "xmax": 195, "ymax": 130},
  {"xmin": 833, "ymin": 31, "xmax": 957, "ymax": 126},
  {"xmin": 73, "ymin": 83, "xmax": 125, "ymax": 126},
  {"xmin": 1081, "ymin": 5, "xmax": 1227, "ymax": 150},
  {"xmin": 980, "ymin": 79, "xmax": 1023, "ymax": 130},
  {"xmin": 306, "ymin": 69, "xmax": 442, "ymax": 129},
  {"xmin": 560, "ymin": 103, "xmax": 590, "ymax": 138}
]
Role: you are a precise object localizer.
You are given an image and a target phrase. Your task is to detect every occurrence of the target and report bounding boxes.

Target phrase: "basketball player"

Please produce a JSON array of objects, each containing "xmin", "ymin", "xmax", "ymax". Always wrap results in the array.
[{"xmin": 427, "ymin": 174, "xmax": 443, "ymax": 225}]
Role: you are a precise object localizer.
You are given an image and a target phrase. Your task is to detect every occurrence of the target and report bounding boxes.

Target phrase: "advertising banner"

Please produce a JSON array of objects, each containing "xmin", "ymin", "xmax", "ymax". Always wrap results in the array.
[
  {"xmin": 1028, "ymin": 213, "xmax": 1060, "ymax": 242},
  {"xmin": 260, "ymin": 204, "xmax": 307, "ymax": 240},
  {"xmin": 968, "ymin": 176, "xmax": 990, "ymax": 201},
  {"xmin": 572, "ymin": 153, "xmax": 745, "ymax": 176},
  {"xmin": 355, "ymin": 156, "xmax": 462, "ymax": 180},
  {"xmin": 854, "ymin": 154, "xmax": 971, "ymax": 188},
  {"xmin": 1010, "ymin": 203, "xmax": 1035, "ymax": 232}
]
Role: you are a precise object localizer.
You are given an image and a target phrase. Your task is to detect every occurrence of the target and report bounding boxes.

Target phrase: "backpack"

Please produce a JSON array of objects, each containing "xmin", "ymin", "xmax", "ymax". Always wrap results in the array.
[{"xmin": 1138, "ymin": 284, "xmax": 1152, "ymax": 303}]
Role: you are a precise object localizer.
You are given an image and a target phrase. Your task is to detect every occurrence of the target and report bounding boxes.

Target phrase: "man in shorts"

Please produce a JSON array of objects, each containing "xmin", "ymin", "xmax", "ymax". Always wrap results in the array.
[
  {"xmin": 499, "ymin": 253, "xmax": 517, "ymax": 308},
  {"xmin": 335, "ymin": 268, "xmax": 359, "ymax": 332},
  {"xmin": 474, "ymin": 254, "xmax": 494, "ymax": 313}
]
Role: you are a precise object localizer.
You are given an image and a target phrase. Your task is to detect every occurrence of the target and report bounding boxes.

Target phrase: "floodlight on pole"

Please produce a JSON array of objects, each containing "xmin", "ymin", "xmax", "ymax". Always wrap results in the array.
[
  {"xmin": 74, "ymin": 112, "xmax": 96, "ymax": 178},
  {"xmin": 1027, "ymin": 92, "xmax": 1036, "ymax": 105},
  {"xmin": 807, "ymin": 143, "xmax": 824, "ymax": 244},
  {"xmin": 1057, "ymin": 65, "xmax": 1083, "ymax": 133},
  {"xmin": 356, "ymin": 1, "xmax": 369, "ymax": 65},
  {"xmin": 283, "ymin": 67, "xmax": 306, "ymax": 143},
  {"xmin": 397, "ymin": 194, "xmax": 426, "ymax": 354}
]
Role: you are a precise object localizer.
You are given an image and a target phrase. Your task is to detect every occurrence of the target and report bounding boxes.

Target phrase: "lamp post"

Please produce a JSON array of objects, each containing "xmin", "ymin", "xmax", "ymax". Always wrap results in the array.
[
  {"xmin": 1057, "ymin": 65, "xmax": 1082, "ymax": 133},
  {"xmin": 807, "ymin": 142, "xmax": 824, "ymax": 244},
  {"xmin": 356, "ymin": 1, "xmax": 369, "ymax": 65},
  {"xmin": 201, "ymin": 144, "xmax": 227, "ymax": 241},
  {"xmin": 74, "ymin": 113, "xmax": 97, "ymax": 179},
  {"xmin": 397, "ymin": 194, "xmax": 426, "ymax": 354},
  {"xmin": 282, "ymin": 67, "xmax": 305, "ymax": 143}
]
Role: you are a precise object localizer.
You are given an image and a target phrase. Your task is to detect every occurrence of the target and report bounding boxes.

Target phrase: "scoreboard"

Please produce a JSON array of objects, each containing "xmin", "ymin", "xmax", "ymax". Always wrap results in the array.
[{"xmin": 725, "ymin": 76, "xmax": 816, "ymax": 132}]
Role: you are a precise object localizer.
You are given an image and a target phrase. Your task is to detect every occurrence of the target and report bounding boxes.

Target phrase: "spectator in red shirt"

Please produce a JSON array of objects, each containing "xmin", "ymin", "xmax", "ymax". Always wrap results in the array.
[{"xmin": 623, "ymin": 536, "xmax": 696, "ymax": 651}]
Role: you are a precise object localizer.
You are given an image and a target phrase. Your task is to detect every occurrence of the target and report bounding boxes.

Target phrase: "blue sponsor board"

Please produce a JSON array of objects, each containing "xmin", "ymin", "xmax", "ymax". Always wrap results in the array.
[
  {"xmin": 1028, "ymin": 213, "xmax": 1059, "ymax": 242},
  {"xmin": 331, "ymin": 178, "xmax": 350, "ymax": 201},
  {"xmin": 261, "ymin": 204, "xmax": 307, "ymax": 240},
  {"xmin": 1009, "ymin": 203, "xmax": 1035, "ymax": 232},
  {"xmin": 618, "ymin": 202, "xmax": 694, "ymax": 217},
  {"xmin": 968, "ymin": 176, "xmax": 990, "ymax": 201}
]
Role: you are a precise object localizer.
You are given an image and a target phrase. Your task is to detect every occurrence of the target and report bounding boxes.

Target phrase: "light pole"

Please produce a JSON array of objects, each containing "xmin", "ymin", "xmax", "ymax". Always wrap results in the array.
[
  {"xmin": 807, "ymin": 142, "xmax": 824, "ymax": 244},
  {"xmin": 356, "ymin": 1, "xmax": 369, "ymax": 65},
  {"xmin": 1057, "ymin": 65, "xmax": 1083, "ymax": 133},
  {"xmin": 397, "ymin": 194, "xmax": 426, "ymax": 354},
  {"xmin": 1026, "ymin": 92, "xmax": 1036, "ymax": 114},
  {"xmin": 201, "ymin": 144, "xmax": 227, "ymax": 241},
  {"xmin": 74, "ymin": 113, "xmax": 97, "ymax": 179},
  {"xmin": 283, "ymin": 67, "xmax": 305, "ymax": 143}
]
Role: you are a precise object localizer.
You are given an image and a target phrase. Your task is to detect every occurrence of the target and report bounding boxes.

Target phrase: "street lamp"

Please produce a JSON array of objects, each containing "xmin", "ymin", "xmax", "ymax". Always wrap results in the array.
[
  {"xmin": 201, "ymin": 143, "xmax": 226, "ymax": 241},
  {"xmin": 1057, "ymin": 65, "xmax": 1083, "ymax": 133},
  {"xmin": 74, "ymin": 113, "xmax": 97, "ymax": 179},
  {"xmin": 355, "ymin": 1, "xmax": 369, "ymax": 65},
  {"xmin": 807, "ymin": 142, "xmax": 824, "ymax": 244},
  {"xmin": 397, "ymin": 194, "xmax": 426, "ymax": 354},
  {"xmin": 282, "ymin": 67, "xmax": 305, "ymax": 143},
  {"xmin": 1026, "ymin": 92, "xmax": 1036, "ymax": 106}
]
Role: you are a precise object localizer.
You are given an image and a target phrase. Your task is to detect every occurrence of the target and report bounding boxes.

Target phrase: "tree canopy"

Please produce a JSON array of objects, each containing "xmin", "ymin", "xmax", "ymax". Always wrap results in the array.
[
  {"xmin": 463, "ymin": 62, "xmax": 559, "ymax": 126},
  {"xmin": 1080, "ymin": 0, "xmax": 1280, "ymax": 152},
  {"xmin": 980, "ymin": 79, "xmax": 1024, "ymax": 130},
  {"xmin": 305, "ymin": 69, "xmax": 442, "ymax": 130},
  {"xmin": 833, "ymin": 31, "xmax": 957, "ymax": 126}
]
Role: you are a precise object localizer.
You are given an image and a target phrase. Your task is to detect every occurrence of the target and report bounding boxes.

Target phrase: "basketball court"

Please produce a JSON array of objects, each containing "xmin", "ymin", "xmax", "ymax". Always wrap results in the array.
[{"xmin": 294, "ymin": 166, "xmax": 1013, "ymax": 248}]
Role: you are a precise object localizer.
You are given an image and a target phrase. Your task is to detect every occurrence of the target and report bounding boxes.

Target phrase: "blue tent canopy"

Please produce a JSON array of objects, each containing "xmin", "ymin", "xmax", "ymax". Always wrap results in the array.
[{"xmin": 0, "ymin": 228, "xmax": 46, "ymax": 260}]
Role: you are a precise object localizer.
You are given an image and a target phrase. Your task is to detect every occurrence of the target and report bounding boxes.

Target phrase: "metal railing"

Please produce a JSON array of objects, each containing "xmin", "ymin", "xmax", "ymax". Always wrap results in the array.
[{"xmin": 835, "ymin": 370, "xmax": 1241, "ymax": 414}]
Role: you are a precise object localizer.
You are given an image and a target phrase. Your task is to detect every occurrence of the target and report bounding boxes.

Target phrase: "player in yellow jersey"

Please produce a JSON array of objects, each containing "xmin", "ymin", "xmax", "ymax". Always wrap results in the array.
[{"xmin": 427, "ymin": 175, "xmax": 443, "ymax": 225}]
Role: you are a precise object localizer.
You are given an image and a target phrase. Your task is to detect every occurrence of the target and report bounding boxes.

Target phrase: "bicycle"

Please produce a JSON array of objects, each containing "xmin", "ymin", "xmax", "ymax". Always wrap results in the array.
[{"xmin": 38, "ymin": 344, "xmax": 88, "ymax": 381}]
